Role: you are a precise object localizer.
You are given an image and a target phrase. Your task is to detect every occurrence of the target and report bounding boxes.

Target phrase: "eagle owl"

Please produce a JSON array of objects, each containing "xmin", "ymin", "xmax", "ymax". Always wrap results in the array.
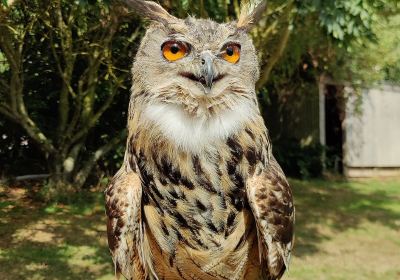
[{"xmin": 105, "ymin": 1, "xmax": 294, "ymax": 279}]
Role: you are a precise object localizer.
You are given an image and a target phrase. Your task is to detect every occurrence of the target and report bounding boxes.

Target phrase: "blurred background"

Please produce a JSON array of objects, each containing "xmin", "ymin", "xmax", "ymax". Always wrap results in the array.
[{"xmin": 0, "ymin": 0, "xmax": 399, "ymax": 279}]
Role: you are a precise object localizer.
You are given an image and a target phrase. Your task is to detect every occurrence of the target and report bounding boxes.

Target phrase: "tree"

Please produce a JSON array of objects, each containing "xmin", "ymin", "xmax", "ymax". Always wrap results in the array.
[
  {"xmin": 1, "ymin": 0, "xmax": 399, "ymax": 194},
  {"xmin": 0, "ymin": 0, "xmax": 300, "ymax": 195},
  {"xmin": 0, "ymin": 0, "xmax": 141, "ymax": 197},
  {"xmin": 249, "ymin": 0, "xmax": 400, "ymax": 176}
]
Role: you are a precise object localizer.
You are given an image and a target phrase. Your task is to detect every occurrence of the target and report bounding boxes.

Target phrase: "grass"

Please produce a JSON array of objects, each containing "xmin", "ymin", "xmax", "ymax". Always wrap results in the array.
[
  {"xmin": 0, "ymin": 178, "xmax": 399, "ymax": 279},
  {"xmin": 286, "ymin": 178, "xmax": 400, "ymax": 280},
  {"xmin": 0, "ymin": 187, "xmax": 113, "ymax": 280}
]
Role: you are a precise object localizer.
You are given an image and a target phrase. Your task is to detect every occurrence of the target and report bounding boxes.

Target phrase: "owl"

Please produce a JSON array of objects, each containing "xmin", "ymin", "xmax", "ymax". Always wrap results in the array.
[{"xmin": 105, "ymin": 1, "xmax": 294, "ymax": 279}]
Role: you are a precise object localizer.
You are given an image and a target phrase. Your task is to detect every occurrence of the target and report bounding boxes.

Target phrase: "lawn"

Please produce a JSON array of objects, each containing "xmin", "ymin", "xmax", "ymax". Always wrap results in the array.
[{"xmin": 0, "ymin": 178, "xmax": 399, "ymax": 280}]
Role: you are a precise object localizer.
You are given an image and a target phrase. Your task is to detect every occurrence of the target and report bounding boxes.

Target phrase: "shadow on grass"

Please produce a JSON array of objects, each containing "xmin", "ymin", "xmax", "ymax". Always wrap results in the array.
[
  {"xmin": 0, "ymin": 242, "xmax": 105, "ymax": 280},
  {"xmin": 291, "ymin": 179, "xmax": 400, "ymax": 256},
  {"xmin": 1, "ymin": 179, "xmax": 400, "ymax": 278},
  {"xmin": 0, "ymin": 188, "xmax": 113, "ymax": 279}
]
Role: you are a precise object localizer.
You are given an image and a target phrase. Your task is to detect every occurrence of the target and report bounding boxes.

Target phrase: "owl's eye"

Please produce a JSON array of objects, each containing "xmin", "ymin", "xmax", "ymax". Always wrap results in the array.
[
  {"xmin": 221, "ymin": 43, "xmax": 241, "ymax": 64},
  {"xmin": 161, "ymin": 40, "xmax": 189, "ymax": 62}
]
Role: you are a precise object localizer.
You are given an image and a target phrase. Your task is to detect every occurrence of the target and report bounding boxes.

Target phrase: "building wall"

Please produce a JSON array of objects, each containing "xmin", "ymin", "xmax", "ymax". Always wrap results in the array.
[{"xmin": 344, "ymin": 84, "xmax": 400, "ymax": 171}]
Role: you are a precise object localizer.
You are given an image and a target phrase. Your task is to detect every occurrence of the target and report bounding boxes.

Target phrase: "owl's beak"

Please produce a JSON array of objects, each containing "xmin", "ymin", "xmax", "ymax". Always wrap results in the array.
[
  {"xmin": 179, "ymin": 52, "xmax": 225, "ymax": 94},
  {"xmin": 200, "ymin": 52, "xmax": 215, "ymax": 91}
]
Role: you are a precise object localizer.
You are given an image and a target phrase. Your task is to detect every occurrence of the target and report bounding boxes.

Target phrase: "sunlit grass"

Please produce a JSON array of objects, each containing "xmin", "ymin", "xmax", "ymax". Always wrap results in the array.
[
  {"xmin": 286, "ymin": 178, "xmax": 400, "ymax": 280},
  {"xmin": 0, "ymin": 187, "xmax": 114, "ymax": 280},
  {"xmin": 0, "ymin": 178, "xmax": 399, "ymax": 279}
]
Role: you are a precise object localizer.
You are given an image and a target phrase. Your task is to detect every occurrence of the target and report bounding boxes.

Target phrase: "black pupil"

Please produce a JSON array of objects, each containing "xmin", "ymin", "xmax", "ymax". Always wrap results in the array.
[
  {"xmin": 170, "ymin": 44, "xmax": 180, "ymax": 54},
  {"xmin": 226, "ymin": 47, "xmax": 234, "ymax": 56}
]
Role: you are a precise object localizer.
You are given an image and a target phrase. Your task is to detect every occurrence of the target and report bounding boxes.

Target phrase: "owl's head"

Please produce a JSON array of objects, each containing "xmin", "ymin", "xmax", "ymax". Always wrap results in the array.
[{"xmin": 128, "ymin": 0, "xmax": 265, "ymax": 118}]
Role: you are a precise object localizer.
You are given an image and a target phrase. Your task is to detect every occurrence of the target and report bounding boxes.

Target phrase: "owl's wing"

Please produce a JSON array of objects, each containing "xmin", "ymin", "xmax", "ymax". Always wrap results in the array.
[
  {"xmin": 105, "ymin": 166, "xmax": 145, "ymax": 279},
  {"xmin": 246, "ymin": 156, "xmax": 295, "ymax": 279}
]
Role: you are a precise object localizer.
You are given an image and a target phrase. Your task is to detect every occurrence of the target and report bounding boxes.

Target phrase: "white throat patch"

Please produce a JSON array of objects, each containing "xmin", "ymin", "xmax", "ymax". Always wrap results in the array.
[{"xmin": 142, "ymin": 102, "xmax": 257, "ymax": 153}]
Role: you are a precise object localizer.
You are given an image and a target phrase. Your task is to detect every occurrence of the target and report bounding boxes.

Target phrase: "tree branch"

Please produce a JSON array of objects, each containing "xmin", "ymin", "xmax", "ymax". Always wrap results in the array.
[
  {"xmin": 19, "ymin": 115, "xmax": 57, "ymax": 154},
  {"xmin": 0, "ymin": 104, "xmax": 18, "ymax": 122},
  {"xmin": 69, "ymin": 79, "xmax": 124, "ymax": 145},
  {"xmin": 0, "ymin": 78, "xmax": 10, "ymax": 93},
  {"xmin": 51, "ymin": 0, "xmax": 76, "ymax": 139},
  {"xmin": 0, "ymin": 102, "xmax": 57, "ymax": 155},
  {"xmin": 67, "ymin": 8, "xmax": 123, "ymax": 146},
  {"xmin": 0, "ymin": 9, "xmax": 55, "ymax": 156},
  {"xmin": 256, "ymin": 23, "xmax": 291, "ymax": 90},
  {"xmin": 79, "ymin": 12, "xmax": 120, "ymax": 124},
  {"xmin": 256, "ymin": 2, "xmax": 294, "ymax": 90},
  {"xmin": 73, "ymin": 128, "xmax": 127, "ymax": 188}
]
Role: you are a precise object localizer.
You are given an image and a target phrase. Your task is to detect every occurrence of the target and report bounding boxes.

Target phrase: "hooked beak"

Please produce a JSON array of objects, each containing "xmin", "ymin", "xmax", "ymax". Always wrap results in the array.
[
  {"xmin": 201, "ymin": 52, "xmax": 215, "ymax": 91},
  {"xmin": 179, "ymin": 51, "xmax": 225, "ymax": 94}
]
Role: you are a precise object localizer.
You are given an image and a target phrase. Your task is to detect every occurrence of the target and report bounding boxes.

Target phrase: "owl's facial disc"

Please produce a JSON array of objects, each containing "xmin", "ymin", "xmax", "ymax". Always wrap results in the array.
[
  {"xmin": 132, "ymin": 16, "xmax": 260, "ymax": 113},
  {"xmin": 161, "ymin": 40, "xmax": 242, "ymax": 94}
]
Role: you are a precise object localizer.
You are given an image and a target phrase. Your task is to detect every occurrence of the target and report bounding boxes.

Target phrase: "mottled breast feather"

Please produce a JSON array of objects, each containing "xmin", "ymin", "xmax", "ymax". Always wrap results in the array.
[
  {"xmin": 109, "ymin": 110, "xmax": 293, "ymax": 279},
  {"xmin": 106, "ymin": 122, "xmax": 294, "ymax": 279}
]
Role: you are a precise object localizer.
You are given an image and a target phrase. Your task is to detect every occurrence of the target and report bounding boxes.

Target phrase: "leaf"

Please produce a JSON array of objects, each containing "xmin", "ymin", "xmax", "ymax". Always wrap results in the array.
[{"xmin": 181, "ymin": 0, "xmax": 189, "ymax": 11}]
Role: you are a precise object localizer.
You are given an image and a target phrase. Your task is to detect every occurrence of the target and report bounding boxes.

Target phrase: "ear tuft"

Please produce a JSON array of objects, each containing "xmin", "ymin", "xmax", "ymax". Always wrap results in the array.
[
  {"xmin": 125, "ymin": 0, "xmax": 178, "ymax": 25},
  {"xmin": 237, "ymin": 0, "xmax": 266, "ymax": 31}
]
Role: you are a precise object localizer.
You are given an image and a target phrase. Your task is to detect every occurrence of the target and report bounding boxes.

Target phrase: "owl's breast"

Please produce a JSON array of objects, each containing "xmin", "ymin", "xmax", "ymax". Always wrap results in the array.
[{"xmin": 129, "ymin": 123, "xmax": 270, "ymax": 279}]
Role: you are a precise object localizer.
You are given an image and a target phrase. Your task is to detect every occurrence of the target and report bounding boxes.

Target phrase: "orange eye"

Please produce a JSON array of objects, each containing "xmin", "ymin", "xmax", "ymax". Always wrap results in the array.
[
  {"xmin": 222, "ymin": 43, "xmax": 241, "ymax": 64},
  {"xmin": 161, "ymin": 40, "xmax": 189, "ymax": 62}
]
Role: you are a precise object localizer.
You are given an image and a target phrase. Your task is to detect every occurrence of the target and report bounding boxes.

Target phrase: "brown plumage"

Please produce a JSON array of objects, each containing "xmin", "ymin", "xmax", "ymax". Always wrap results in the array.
[{"xmin": 105, "ymin": 1, "xmax": 294, "ymax": 279}]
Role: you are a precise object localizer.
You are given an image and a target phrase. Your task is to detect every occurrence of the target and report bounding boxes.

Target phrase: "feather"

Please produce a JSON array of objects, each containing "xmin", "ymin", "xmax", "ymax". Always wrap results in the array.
[
  {"xmin": 105, "ymin": 166, "xmax": 154, "ymax": 279},
  {"xmin": 246, "ymin": 156, "xmax": 295, "ymax": 279},
  {"xmin": 237, "ymin": 0, "xmax": 267, "ymax": 30},
  {"xmin": 124, "ymin": 0, "xmax": 178, "ymax": 25}
]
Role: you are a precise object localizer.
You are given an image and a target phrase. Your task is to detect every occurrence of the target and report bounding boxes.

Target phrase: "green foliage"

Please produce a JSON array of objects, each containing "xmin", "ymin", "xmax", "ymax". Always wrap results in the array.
[
  {"xmin": 1, "ymin": 0, "xmax": 399, "ymax": 185},
  {"xmin": 262, "ymin": 0, "xmax": 399, "ymax": 177},
  {"xmin": 299, "ymin": 0, "xmax": 377, "ymax": 41},
  {"xmin": 0, "ymin": 52, "xmax": 8, "ymax": 73},
  {"xmin": 270, "ymin": 0, "xmax": 400, "ymax": 86},
  {"xmin": 167, "ymin": 0, "xmax": 236, "ymax": 21},
  {"xmin": 0, "ymin": 0, "xmax": 141, "ymax": 189},
  {"xmin": 345, "ymin": 14, "xmax": 400, "ymax": 85},
  {"xmin": 274, "ymin": 139, "xmax": 323, "ymax": 178}
]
